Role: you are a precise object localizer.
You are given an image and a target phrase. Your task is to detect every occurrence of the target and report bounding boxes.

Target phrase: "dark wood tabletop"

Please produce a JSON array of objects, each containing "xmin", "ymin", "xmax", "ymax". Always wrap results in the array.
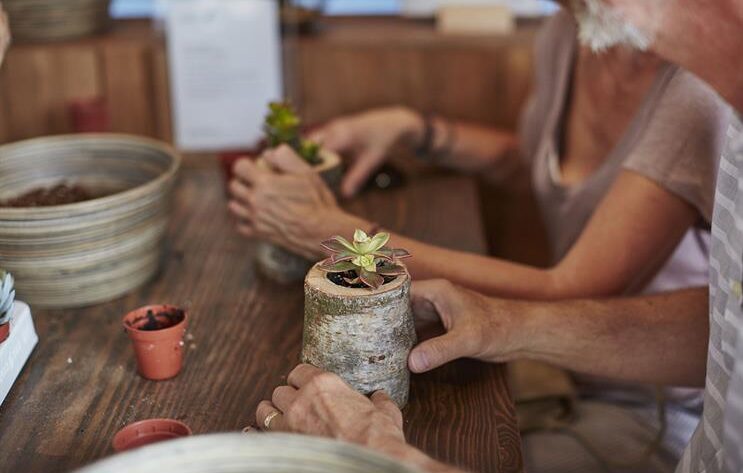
[{"xmin": 0, "ymin": 158, "xmax": 523, "ymax": 473}]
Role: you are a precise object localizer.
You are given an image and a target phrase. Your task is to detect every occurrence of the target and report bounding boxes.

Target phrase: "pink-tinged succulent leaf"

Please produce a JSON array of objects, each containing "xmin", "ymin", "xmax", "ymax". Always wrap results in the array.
[
  {"xmin": 333, "ymin": 235, "xmax": 358, "ymax": 254},
  {"xmin": 330, "ymin": 252, "xmax": 356, "ymax": 264},
  {"xmin": 376, "ymin": 264, "xmax": 407, "ymax": 277},
  {"xmin": 321, "ymin": 238, "xmax": 354, "ymax": 254},
  {"xmin": 371, "ymin": 251, "xmax": 394, "ymax": 262},
  {"xmin": 343, "ymin": 276, "xmax": 361, "ymax": 285},
  {"xmin": 359, "ymin": 268, "xmax": 384, "ymax": 289},
  {"xmin": 391, "ymin": 248, "xmax": 411, "ymax": 259},
  {"xmin": 318, "ymin": 259, "xmax": 357, "ymax": 273}
]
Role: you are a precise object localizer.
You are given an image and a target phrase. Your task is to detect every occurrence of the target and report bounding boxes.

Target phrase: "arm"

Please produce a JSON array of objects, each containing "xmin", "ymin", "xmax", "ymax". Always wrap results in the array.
[
  {"xmin": 310, "ymin": 107, "xmax": 519, "ymax": 197},
  {"xmin": 408, "ymin": 280, "xmax": 709, "ymax": 388},
  {"xmin": 322, "ymin": 170, "xmax": 698, "ymax": 299}
]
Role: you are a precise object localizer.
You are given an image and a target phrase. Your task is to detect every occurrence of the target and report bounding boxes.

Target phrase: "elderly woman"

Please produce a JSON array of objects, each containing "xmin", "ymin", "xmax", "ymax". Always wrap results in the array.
[{"xmin": 230, "ymin": 2, "xmax": 729, "ymax": 472}]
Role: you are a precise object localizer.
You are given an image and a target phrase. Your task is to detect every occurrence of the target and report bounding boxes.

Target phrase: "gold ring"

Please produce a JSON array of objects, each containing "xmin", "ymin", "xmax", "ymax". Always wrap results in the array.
[{"xmin": 263, "ymin": 410, "xmax": 281, "ymax": 430}]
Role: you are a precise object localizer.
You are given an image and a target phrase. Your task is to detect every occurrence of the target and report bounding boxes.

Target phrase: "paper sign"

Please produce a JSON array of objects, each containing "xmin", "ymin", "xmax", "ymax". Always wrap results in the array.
[{"xmin": 164, "ymin": 0, "xmax": 283, "ymax": 151}]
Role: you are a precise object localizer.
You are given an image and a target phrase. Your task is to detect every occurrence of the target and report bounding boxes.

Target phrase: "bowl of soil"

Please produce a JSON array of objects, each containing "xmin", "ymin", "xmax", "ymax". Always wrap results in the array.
[
  {"xmin": 0, "ymin": 134, "xmax": 181, "ymax": 308},
  {"xmin": 123, "ymin": 305, "xmax": 188, "ymax": 381}
]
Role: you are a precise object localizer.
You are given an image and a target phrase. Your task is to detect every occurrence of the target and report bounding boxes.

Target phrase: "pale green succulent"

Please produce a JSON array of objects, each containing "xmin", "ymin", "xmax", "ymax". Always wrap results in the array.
[
  {"xmin": 0, "ymin": 270, "xmax": 15, "ymax": 325},
  {"xmin": 319, "ymin": 229, "xmax": 411, "ymax": 289}
]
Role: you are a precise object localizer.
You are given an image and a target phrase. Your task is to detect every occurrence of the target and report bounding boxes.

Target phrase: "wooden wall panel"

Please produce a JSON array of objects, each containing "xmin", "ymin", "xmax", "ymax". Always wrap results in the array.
[
  {"xmin": 0, "ymin": 18, "xmax": 536, "ymax": 144},
  {"xmin": 102, "ymin": 43, "xmax": 156, "ymax": 137}
]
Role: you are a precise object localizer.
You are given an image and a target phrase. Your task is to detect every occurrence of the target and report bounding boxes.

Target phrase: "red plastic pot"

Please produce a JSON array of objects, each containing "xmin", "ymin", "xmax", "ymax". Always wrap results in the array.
[
  {"xmin": 0, "ymin": 323, "xmax": 9, "ymax": 344},
  {"xmin": 123, "ymin": 305, "xmax": 188, "ymax": 381},
  {"xmin": 112, "ymin": 418, "xmax": 192, "ymax": 452}
]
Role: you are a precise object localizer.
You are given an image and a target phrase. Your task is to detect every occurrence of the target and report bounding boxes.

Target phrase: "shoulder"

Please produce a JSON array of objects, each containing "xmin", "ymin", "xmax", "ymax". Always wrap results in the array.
[
  {"xmin": 624, "ymin": 67, "xmax": 733, "ymax": 223},
  {"xmin": 534, "ymin": 9, "xmax": 576, "ymax": 67}
]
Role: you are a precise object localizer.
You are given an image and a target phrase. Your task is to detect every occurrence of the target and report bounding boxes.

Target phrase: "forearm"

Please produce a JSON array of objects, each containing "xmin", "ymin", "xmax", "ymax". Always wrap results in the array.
[
  {"xmin": 399, "ymin": 109, "xmax": 519, "ymax": 174},
  {"xmin": 513, "ymin": 287, "xmax": 709, "ymax": 387},
  {"xmin": 430, "ymin": 117, "xmax": 520, "ymax": 174},
  {"xmin": 315, "ymin": 215, "xmax": 558, "ymax": 298}
]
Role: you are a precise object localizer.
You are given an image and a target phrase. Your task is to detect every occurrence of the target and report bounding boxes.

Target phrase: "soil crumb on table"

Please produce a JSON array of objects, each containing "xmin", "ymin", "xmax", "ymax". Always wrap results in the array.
[{"xmin": 1, "ymin": 184, "xmax": 95, "ymax": 207}]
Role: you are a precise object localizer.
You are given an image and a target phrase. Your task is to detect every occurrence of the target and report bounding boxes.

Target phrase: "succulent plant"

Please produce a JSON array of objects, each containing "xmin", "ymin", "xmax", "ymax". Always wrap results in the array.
[
  {"xmin": 0, "ymin": 269, "xmax": 15, "ymax": 326},
  {"xmin": 264, "ymin": 101, "xmax": 323, "ymax": 166},
  {"xmin": 319, "ymin": 229, "xmax": 411, "ymax": 289}
]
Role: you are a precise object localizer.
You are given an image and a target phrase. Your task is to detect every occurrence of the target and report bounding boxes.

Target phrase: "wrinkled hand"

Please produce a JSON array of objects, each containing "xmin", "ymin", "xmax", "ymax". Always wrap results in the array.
[
  {"xmin": 408, "ymin": 280, "xmax": 524, "ymax": 373},
  {"xmin": 228, "ymin": 145, "xmax": 357, "ymax": 259},
  {"xmin": 256, "ymin": 364, "xmax": 406, "ymax": 451},
  {"xmin": 309, "ymin": 107, "xmax": 422, "ymax": 198}
]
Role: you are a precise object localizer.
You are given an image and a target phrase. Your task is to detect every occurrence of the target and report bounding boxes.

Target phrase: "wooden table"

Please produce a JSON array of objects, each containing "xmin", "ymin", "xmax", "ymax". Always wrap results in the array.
[{"xmin": 0, "ymin": 159, "xmax": 523, "ymax": 473}]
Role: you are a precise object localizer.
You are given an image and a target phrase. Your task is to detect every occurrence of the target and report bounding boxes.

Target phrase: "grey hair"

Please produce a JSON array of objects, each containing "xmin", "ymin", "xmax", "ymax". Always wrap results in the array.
[{"xmin": 572, "ymin": 0, "xmax": 653, "ymax": 52}]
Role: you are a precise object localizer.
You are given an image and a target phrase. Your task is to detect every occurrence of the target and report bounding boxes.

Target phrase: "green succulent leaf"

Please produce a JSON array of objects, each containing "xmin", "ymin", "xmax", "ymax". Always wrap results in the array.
[
  {"xmin": 263, "ymin": 101, "xmax": 322, "ymax": 165},
  {"xmin": 321, "ymin": 238, "xmax": 352, "ymax": 254},
  {"xmin": 354, "ymin": 232, "xmax": 390, "ymax": 254},
  {"xmin": 352, "ymin": 254, "xmax": 377, "ymax": 272},
  {"xmin": 332, "ymin": 236, "xmax": 359, "ymax": 254},
  {"xmin": 318, "ymin": 259, "xmax": 357, "ymax": 273}
]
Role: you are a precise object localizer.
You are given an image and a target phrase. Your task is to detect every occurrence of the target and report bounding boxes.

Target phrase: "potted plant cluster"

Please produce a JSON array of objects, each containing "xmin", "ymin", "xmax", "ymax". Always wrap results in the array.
[
  {"xmin": 0, "ymin": 270, "xmax": 15, "ymax": 343},
  {"xmin": 122, "ymin": 305, "xmax": 188, "ymax": 381},
  {"xmin": 302, "ymin": 229, "xmax": 416, "ymax": 408},
  {"xmin": 255, "ymin": 102, "xmax": 343, "ymax": 284}
]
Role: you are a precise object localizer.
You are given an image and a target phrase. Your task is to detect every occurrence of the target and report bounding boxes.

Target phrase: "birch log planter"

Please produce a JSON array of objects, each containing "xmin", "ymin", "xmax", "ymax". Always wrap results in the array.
[
  {"xmin": 76, "ymin": 433, "xmax": 418, "ymax": 473},
  {"xmin": 255, "ymin": 150, "xmax": 343, "ymax": 284},
  {"xmin": 0, "ymin": 134, "xmax": 181, "ymax": 308},
  {"xmin": 302, "ymin": 264, "xmax": 416, "ymax": 407}
]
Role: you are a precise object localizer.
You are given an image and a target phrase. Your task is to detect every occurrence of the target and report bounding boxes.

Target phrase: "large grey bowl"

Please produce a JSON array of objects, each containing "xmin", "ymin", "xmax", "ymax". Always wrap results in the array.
[
  {"xmin": 0, "ymin": 134, "xmax": 181, "ymax": 308},
  {"xmin": 75, "ymin": 433, "xmax": 420, "ymax": 473}
]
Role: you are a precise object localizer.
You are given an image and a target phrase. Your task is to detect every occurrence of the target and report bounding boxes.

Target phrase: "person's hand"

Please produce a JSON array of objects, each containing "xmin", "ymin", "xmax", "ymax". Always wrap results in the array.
[
  {"xmin": 309, "ymin": 107, "xmax": 422, "ymax": 198},
  {"xmin": 256, "ymin": 364, "xmax": 406, "ymax": 450},
  {"xmin": 227, "ymin": 145, "xmax": 366, "ymax": 259},
  {"xmin": 408, "ymin": 280, "xmax": 526, "ymax": 373}
]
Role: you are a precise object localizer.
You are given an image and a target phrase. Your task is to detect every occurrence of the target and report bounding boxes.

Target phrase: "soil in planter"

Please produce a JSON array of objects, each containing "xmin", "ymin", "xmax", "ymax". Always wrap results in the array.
[
  {"xmin": 327, "ymin": 264, "xmax": 397, "ymax": 289},
  {"xmin": 1, "ymin": 184, "xmax": 96, "ymax": 207},
  {"xmin": 129, "ymin": 309, "xmax": 186, "ymax": 331}
]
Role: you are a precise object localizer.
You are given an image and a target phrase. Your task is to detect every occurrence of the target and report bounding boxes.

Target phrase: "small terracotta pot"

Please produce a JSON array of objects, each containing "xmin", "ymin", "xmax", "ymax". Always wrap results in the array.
[
  {"xmin": 0, "ymin": 323, "xmax": 9, "ymax": 344},
  {"xmin": 112, "ymin": 418, "xmax": 192, "ymax": 452},
  {"xmin": 123, "ymin": 305, "xmax": 188, "ymax": 381}
]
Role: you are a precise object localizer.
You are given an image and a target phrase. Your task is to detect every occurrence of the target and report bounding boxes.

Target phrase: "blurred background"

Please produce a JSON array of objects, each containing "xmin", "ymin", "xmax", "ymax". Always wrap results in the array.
[{"xmin": 0, "ymin": 0, "xmax": 556, "ymax": 266}]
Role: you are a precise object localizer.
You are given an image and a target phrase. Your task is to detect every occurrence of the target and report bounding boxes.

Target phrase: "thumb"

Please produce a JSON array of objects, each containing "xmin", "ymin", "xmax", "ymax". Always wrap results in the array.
[
  {"xmin": 341, "ymin": 150, "xmax": 383, "ymax": 198},
  {"xmin": 408, "ymin": 333, "xmax": 464, "ymax": 374},
  {"xmin": 370, "ymin": 391, "xmax": 403, "ymax": 428},
  {"xmin": 264, "ymin": 145, "xmax": 314, "ymax": 174}
]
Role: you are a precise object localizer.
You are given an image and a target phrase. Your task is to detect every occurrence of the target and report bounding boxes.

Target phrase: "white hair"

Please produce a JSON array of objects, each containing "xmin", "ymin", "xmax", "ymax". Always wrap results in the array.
[{"xmin": 572, "ymin": 0, "xmax": 654, "ymax": 52}]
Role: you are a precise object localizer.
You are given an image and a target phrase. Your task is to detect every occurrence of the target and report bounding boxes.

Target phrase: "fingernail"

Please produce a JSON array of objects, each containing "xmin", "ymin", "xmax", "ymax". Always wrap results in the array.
[{"xmin": 409, "ymin": 350, "xmax": 428, "ymax": 373}]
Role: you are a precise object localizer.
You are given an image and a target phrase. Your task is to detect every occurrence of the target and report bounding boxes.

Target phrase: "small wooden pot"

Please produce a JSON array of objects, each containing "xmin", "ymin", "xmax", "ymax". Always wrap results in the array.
[
  {"xmin": 255, "ymin": 150, "xmax": 343, "ymax": 284},
  {"xmin": 123, "ymin": 305, "xmax": 188, "ymax": 381},
  {"xmin": 302, "ymin": 264, "xmax": 415, "ymax": 408}
]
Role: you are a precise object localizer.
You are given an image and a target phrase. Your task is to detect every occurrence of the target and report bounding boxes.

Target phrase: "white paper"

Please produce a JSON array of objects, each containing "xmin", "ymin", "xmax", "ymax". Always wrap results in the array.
[
  {"xmin": 164, "ymin": 0, "xmax": 283, "ymax": 151},
  {"xmin": 0, "ymin": 302, "xmax": 38, "ymax": 407}
]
